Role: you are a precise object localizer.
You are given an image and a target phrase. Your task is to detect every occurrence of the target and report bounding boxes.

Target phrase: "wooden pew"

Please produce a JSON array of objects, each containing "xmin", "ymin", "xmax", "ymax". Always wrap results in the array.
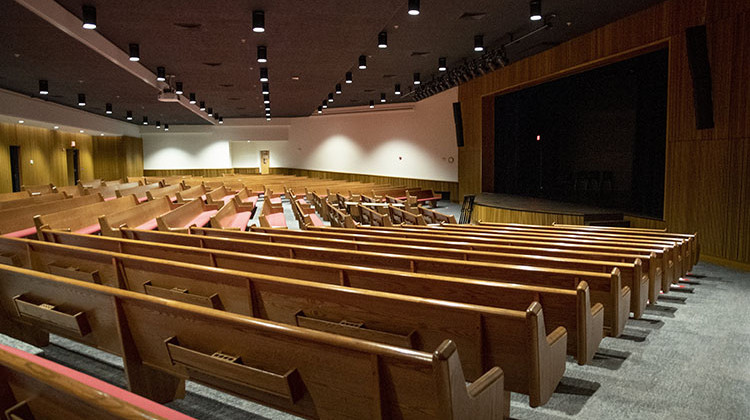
[
  {"xmin": 0, "ymin": 194, "xmax": 103, "ymax": 238},
  {"xmin": 83, "ymin": 182, "xmax": 141, "ymax": 201},
  {"xmin": 56, "ymin": 184, "xmax": 85, "ymax": 197},
  {"xmin": 290, "ymin": 196, "xmax": 323, "ymax": 229},
  {"xmin": 340, "ymin": 224, "xmax": 675, "ymax": 300},
  {"xmin": 0, "ymin": 191, "xmax": 31, "ymax": 202},
  {"xmin": 116, "ymin": 182, "xmax": 162, "ymax": 203},
  {"xmin": 22, "ymin": 183, "xmax": 56, "ymax": 195},
  {"xmin": 197, "ymin": 225, "xmax": 648, "ymax": 319},
  {"xmin": 388, "ymin": 204, "xmax": 426, "ymax": 225},
  {"xmin": 210, "ymin": 199, "xmax": 255, "ymax": 230},
  {"xmin": 206, "ymin": 185, "xmax": 238, "ymax": 207},
  {"xmin": 234, "ymin": 187, "xmax": 259, "ymax": 208},
  {"xmin": 0, "ymin": 344, "xmax": 195, "ymax": 420},
  {"xmin": 103, "ymin": 179, "xmax": 127, "ymax": 186},
  {"xmin": 0, "ymin": 192, "xmax": 69, "ymax": 211},
  {"xmin": 358, "ymin": 204, "xmax": 393, "ymax": 227},
  {"xmin": 419, "ymin": 205, "xmax": 457, "ymax": 224},
  {"xmin": 0, "ymin": 265, "xmax": 505, "ymax": 419},
  {"xmin": 259, "ymin": 198, "xmax": 287, "ymax": 228},
  {"xmin": 326, "ymin": 202, "xmax": 357, "ymax": 228},
  {"xmin": 175, "ymin": 184, "xmax": 209, "ymax": 203},
  {"xmin": 126, "ymin": 227, "xmax": 630, "ymax": 337},
  {"xmin": 126, "ymin": 176, "xmax": 146, "ymax": 184},
  {"xmin": 146, "ymin": 183, "xmax": 186, "ymax": 202},
  {"xmin": 33, "ymin": 195, "xmax": 140, "ymax": 236},
  {"xmin": 79, "ymin": 179, "xmax": 103, "ymax": 188},
  {"xmin": 407, "ymin": 189, "xmax": 442, "ymax": 208},
  {"xmin": 39, "ymin": 230, "xmax": 600, "ymax": 367},
  {"xmin": 156, "ymin": 198, "xmax": 219, "ymax": 233},
  {"xmin": 24, "ymin": 233, "xmax": 564, "ymax": 404},
  {"xmin": 99, "ymin": 197, "xmax": 179, "ymax": 236}
]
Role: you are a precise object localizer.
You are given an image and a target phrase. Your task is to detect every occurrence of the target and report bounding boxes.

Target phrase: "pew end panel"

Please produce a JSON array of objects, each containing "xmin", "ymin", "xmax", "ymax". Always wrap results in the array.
[{"xmin": 524, "ymin": 302, "xmax": 567, "ymax": 407}]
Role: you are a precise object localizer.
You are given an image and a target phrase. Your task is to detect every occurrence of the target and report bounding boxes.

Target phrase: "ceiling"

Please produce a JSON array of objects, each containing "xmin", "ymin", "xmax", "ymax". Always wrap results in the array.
[{"xmin": 0, "ymin": 0, "xmax": 665, "ymax": 125}]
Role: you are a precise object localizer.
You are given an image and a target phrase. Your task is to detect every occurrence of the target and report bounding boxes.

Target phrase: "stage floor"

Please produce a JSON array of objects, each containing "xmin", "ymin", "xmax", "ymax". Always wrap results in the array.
[{"xmin": 474, "ymin": 193, "xmax": 625, "ymax": 217}]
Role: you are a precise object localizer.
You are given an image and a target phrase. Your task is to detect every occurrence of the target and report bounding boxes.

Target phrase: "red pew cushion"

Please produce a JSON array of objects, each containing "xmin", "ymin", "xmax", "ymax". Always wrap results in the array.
[
  {"xmin": 74, "ymin": 224, "xmax": 101, "ymax": 235},
  {"xmin": 134, "ymin": 219, "xmax": 158, "ymax": 230},
  {"xmin": 2, "ymin": 227, "xmax": 37, "ymax": 238},
  {"xmin": 264, "ymin": 212, "xmax": 287, "ymax": 227},
  {"xmin": 185, "ymin": 210, "xmax": 218, "ymax": 228}
]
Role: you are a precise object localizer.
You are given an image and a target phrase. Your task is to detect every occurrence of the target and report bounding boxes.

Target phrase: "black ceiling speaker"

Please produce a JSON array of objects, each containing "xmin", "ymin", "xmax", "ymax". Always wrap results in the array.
[
  {"xmin": 452, "ymin": 102, "xmax": 464, "ymax": 147},
  {"xmin": 685, "ymin": 25, "xmax": 714, "ymax": 130}
]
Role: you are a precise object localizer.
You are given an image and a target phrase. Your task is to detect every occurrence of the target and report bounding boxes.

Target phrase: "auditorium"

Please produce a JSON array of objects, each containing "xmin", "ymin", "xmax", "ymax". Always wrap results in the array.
[{"xmin": 0, "ymin": 0, "xmax": 748, "ymax": 418}]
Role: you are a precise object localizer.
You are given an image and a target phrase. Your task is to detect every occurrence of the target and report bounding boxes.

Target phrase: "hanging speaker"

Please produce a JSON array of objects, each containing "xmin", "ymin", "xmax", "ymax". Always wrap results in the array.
[
  {"xmin": 453, "ymin": 102, "xmax": 465, "ymax": 147},
  {"xmin": 685, "ymin": 25, "xmax": 714, "ymax": 129}
]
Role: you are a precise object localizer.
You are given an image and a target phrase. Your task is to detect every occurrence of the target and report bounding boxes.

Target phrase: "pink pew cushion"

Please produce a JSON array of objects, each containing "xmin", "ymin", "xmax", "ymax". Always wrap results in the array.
[
  {"xmin": 297, "ymin": 198, "xmax": 308, "ymax": 205},
  {"xmin": 270, "ymin": 197, "xmax": 282, "ymax": 205},
  {"xmin": 264, "ymin": 212, "xmax": 287, "ymax": 227},
  {"xmin": 103, "ymin": 196, "xmax": 117, "ymax": 201},
  {"xmin": 2, "ymin": 227, "xmax": 37, "ymax": 238},
  {"xmin": 222, "ymin": 212, "xmax": 252, "ymax": 230},
  {"xmin": 416, "ymin": 196, "xmax": 441, "ymax": 202},
  {"xmin": 184, "ymin": 210, "xmax": 218, "ymax": 228},
  {"xmin": 74, "ymin": 224, "xmax": 101, "ymax": 235},
  {"xmin": 0, "ymin": 344, "xmax": 195, "ymax": 420},
  {"xmin": 134, "ymin": 219, "xmax": 158, "ymax": 230},
  {"xmin": 308, "ymin": 213, "xmax": 324, "ymax": 226},
  {"xmin": 137, "ymin": 196, "xmax": 149, "ymax": 203},
  {"xmin": 221, "ymin": 195, "xmax": 234, "ymax": 205},
  {"xmin": 241, "ymin": 196, "xmax": 259, "ymax": 206}
]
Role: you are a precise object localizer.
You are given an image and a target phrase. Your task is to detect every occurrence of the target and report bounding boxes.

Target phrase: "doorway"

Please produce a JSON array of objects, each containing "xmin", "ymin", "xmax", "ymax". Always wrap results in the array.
[
  {"xmin": 9, "ymin": 146, "xmax": 21, "ymax": 192},
  {"xmin": 66, "ymin": 148, "xmax": 80, "ymax": 185},
  {"xmin": 260, "ymin": 150, "xmax": 270, "ymax": 174}
]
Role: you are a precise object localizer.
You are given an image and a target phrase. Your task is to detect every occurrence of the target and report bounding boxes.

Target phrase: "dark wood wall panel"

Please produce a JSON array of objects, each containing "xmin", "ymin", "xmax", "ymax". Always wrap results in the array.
[{"xmin": 458, "ymin": 0, "xmax": 750, "ymax": 264}]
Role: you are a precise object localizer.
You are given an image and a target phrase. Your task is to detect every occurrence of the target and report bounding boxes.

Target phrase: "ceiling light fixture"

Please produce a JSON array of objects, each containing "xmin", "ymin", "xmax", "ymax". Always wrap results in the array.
[
  {"xmin": 82, "ymin": 5, "xmax": 97, "ymax": 29},
  {"xmin": 380, "ymin": 93, "xmax": 386, "ymax": 103},
  {"xmin": 328, "ymin": 93, "xmax": 334, "ymax": 102},
  {"xmin": 252, "ymin": 10, "xmax": 265, "ymax": 33},
  {"xmin": 126, "ymin": 110, "xmax": 133, "ymax": 120},
  {"xmin": 199, "ymin": 101, "xmax": 206, "ymax": 111},
  {"xmin": 322, "ymin": 100, "xmax": 328, "ymax": 109},
  {"xmin": 261, "ymin": 83, "xmax": 269, "ymax": 94},
  {"xmin": 530, "ymin": 0, "xmax": 542, "ymax": 21},
  {"xmin": 175, "ymin": 82, "xmax": 183, "ymax": 95},
  {"xmin": 259, "ymin": 67, "xmax": 269, "ymax": 82},
  {"xmin": 53, "ymin": 126, "xmax": 59, "ymax": 129},
  {"xmin": 142, "ymin": 116, "xmax": 148, "ymax": 125},
  {"xmin": 164, "ymin": 124, "xmax": 169, "ymax": 131},
  {"xmin": 128, "ymin": 44, "xmax": 140, "ymax": 61},
  {"xmin": 395, "ymin": 83, "xmax": 401, "ymax": 95},
  {"xmin": 317, "ymin": 106, "xmax": 322, "ymax": 114},
  {"xmin": 219, "ymin": 117, "xmax": 224, "ymax": 124},
  {"xmin": 18, "ymin": 120, "xmax": 24, "ymax": 124},
  {"xmin": 156, "ymin": 121, "xmax": 161, "ymax": 129},
  {"xmin": 156, "ymin": 67, "xmax": 166, "ymax": 82},
  {"xmin": 39, "ymin": 79, "xmax": 48, "ymax": 95},
  {"xmin": 358, "ymin": 55, "xmax": 367, "ymax": 70},
  {"xmin": 369, "ymin": 100, "xmax": 375, "ymax": 108},
  {"xmin": 257, "ymin": 46, "xmax": 267, "ymax": 62},
  {"xmin": 263, "ymin": 94, "xmax": 270, "ymax": 104},
  {"xmin": 265, "ymin": 105, "xmax": 270, "ymax": 111},
  {"xmin": 474, "ymin": 35, "xmax": 484, "ymax": 52},
  {"xmin": 438, "ymin": 57, "xmax": 447, "ymax": 71},
  {"xmin": 207, "ymin": 108, "xmax": 213, "ymax": 117},
  {"xmin": 266, "ymin": 117, "xmax": 271, "ymax": 121},
  {"xmin": 346, "ymin": 72, "xmax": 353, "ymax": 84},
  {"xmin": 105, "ymin": 103, "xmax": 112, "ymax": 114},
  {"xmin": 413, "ymin": 73, "xmax": 421, "ymax": 85},
  {"xmin": 80, "ymin": 130, "xmax": 84, "ymax": 133},
  {"xmin": 189, "ymin": 93, "xmax": 196, "ymax": 104},
  {"xmin": 408, "ymin": 0, "xmax": 420, "ymax": 15},
  {"xmin": 335, "ymin": 84, "xmax": 342, "ymax": 94},
  {"xmin": 378, "ymin": 31, "xmax": 387, "ymax": 48},
  {"xmin": 77, "ymin": 93, "xmax": 86, "ymax": 106}
]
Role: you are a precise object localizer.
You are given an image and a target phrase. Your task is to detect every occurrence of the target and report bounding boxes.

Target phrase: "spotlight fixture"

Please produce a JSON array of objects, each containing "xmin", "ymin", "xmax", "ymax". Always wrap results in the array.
[
  {"xmin": 219, "ymin": 117, "xmax": 224, "ymax": 124},
  {"xmin": 474, "ymin": 35, "xmax": 484, "ymax": 52},
  {"xmin": 317, "ymin": 106, "xmax": 322, "ymax": 114},
  {"xmin": 164, "ymin": 124, "xmax": 169, "ymax": 131},
  {"xmin": 530, "ymin": 0, "xmax": 542, "ymax": 21},
  {"xmin": 259, "ymin": 67, "xmax": 269, "ymax": 82},
  {"xmin": 257, "ymin": 46, "xmax": 267, "ymax": 63},
  {"xmin": 175, "ymin": 82, "xmax": 183, "ymax": 95},
  {"xmin": 369, "ymin": 100, "xmax": 375, "ymax": 108},
  {"xmin": 142, "ymin": 116, "xmax": 148, "ymax": 125},
  {"xmin": 126, "ymin": 110, "xmax": 133, "ymax": 120},
  {"xmin": 155, "ymin": 121, "xmax": 161, "ymax": 129},
  {"xmin": 80, "ymin": 130, "xmax": 84, "ymax": 133},
  {"xmin": 263, "ymin": 94, "xmax": 270, "ymax": 104},
  {"xmin": 328, "ymin": 93, "xmax": 334, "ymax": 102},
  {"xmin": 105, "ymin": 103, "xmax": 112, "ymax": 114},
  {"xmin": 53, "ymin": 126, "xmax": 59, "ymax": 130},
  {"xmin": 345, "ymin": 72, "xmax": 353, "ymax": 84},
  {"xmin": 252, "ymin": 10, "xmax": 265, "ymax": 33},
  {"xmin": 189, "ymin": 93, "xmax": 196, "ymax": 104},
  {"xmin": 261, "ymin": 83, "xmax": 270, "ymax": 94},
  {"xmin": 395, "ymin": 84, "xmax": 401, "ymax": 95},
  {"xmin": 413, "ymin": 73, "xmax": 421, "ymax": 85},
  {"xmin": 77, "ymin": 93, "xmax": 86, "ymax": 106},
  {"xmin": 380, "ymin": 93, "xmax": 386, "ymax": 103},
  {"xmin": 265, "ymin": 105, "xmax": 271, "ymax": 111},
  {"xmin": 214, "ymin": 113, "xmax": 219, "ymax": 121},
  {"xmin": 378, "ymin": 31, "xmax": 387, "ymax": 48},
  {"xmin": 408, "ymin": 0, "xmax": 420, "ymax": 15},
  {"xmin": 207, "ymin": 108, "xmax": 213, "ymax": 117},
  {"xmin": 156, "ymin": 67, "xmax": 166, "ymax": 82},
  {"xmin": 199, "ymin": 101, "xmax": 206, "ymax": 111},
  {"xmin": 266, "ymin": 117, "xmax": 271, "ymax": 121},
  {"xmin": 128, "ymin": 44, "xmax": 140, "ymax": 61},
  {"xmin": 39, "ymin": 80, "xmax": 48, "ymax": 95},
  {"xmin": 358, "ymin": 55, "xmax": 367, "ymax": 69},
  {"xmin": 322, "ymin": 100, "xmax": 328, "ymax": 109},
  {"xmin": 18, "ymin": 120, "xmax": 24, "ymax": 124},
  {"xmin": 438, "ymin": 57, "xmax": 447, "ymax": 71},
  {"xmin": 265, "ymin": 111, "xmax": 271, "ymax": 117},
  {"xmin": 335, "ymin": 84, "xmax": 342, "ymax": 94},
  {"xmin": 82, "ymin": 5, "xmax": 97, "ymax": 29}
]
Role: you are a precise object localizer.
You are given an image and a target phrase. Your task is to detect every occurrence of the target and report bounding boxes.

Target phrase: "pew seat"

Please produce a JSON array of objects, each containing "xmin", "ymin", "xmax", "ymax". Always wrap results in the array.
[
  {"xmin": 206, "ymin": 185, "xmax": 238, "ymax": 207},
  {"xmin": 146, "ymin": 183, "xmax": 186, "ymax": 202},
  {"xmin": 175, "ymin": 184, "xmax": 209, "ymax": 204},
  {"xmin": 99, "ymin": 197, "xmax": 178, "ymax": 237},
  {"xmin": 0, "ymin": 195, "xmax": 103, "ymax": 239},
  {"xmin": 34, "ymin": 195, "xmax": 140, "ymax": 236},
  {"xmin": 156, "ymin": 198, "xmax": 219, "ymax": 232},
  {"xmin": 210, "ymin": 199, "xmax": 254, "ymax": 230},
  {"xmin": 259, "ymin": 198, "xmax": 287, "ymax": 228}
]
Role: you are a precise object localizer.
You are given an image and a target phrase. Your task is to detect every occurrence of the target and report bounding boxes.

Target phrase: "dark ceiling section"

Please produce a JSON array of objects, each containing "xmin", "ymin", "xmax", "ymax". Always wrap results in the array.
[
  {"xmin": 0, "ymin": 0, "xmax": 208, "ymax": 125},
  {"xmin": 2, "ymin": 0, "xmax": 665, "ymax": 124}
]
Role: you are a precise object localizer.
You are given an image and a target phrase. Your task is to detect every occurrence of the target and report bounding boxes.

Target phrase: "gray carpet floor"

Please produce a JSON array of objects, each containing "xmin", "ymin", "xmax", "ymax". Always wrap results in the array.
[{"xmin": 2, "ymin": 199, "xmax": 748, "ymax": 419}]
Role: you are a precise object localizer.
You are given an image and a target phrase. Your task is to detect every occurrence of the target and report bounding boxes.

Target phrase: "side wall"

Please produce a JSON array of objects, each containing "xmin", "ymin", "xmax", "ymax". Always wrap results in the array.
[{"xmin": 458, "ymin": 0, "xmax": 750, "ymax": 265}]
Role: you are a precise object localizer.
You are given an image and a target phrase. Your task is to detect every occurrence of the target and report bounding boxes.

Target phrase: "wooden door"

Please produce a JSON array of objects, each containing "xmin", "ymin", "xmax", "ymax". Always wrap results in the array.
[{"xmin": 260, "ymin": 150, "xmax": 270, "ymax": 174}]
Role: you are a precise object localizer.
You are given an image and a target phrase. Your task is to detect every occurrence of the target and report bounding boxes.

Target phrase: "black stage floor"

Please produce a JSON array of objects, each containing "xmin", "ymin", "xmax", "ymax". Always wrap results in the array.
[{"xmin": 474, "ymin": 193, "xmax": 625, "ymax": 217}]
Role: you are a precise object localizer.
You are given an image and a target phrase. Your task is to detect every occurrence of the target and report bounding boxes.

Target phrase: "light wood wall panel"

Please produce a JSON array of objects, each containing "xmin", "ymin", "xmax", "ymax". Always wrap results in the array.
[
  {"xmin": 143, "ymin": 168, "xmax": 233, "ymax": 178},
  {"xmin": 458, "ymin": 0, "xmax": 750, "ymax": 264},
  {"xmin": 0, "ymin": 122, "xmax": 143, "ymax": 192}
]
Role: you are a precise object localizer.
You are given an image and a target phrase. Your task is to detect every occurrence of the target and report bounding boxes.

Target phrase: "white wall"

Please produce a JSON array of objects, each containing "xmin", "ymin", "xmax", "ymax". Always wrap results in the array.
[{"xmin": 141, "ymin": 88, "xmax": 459, "ymax": 182}]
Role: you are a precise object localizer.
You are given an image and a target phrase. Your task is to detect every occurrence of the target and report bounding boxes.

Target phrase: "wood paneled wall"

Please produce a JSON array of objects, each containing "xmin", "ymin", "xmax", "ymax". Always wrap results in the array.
[
  {"xmin": 458, "ymin": 0, "xmax": 750, "ymax": 264},
  {"xmin": 0, "ymin": 122, "xmax": 143, "ymax": 192},
  {"xmin": 471, "ymin": 205, "xmax": 584, "ymax": 226},
  {"xmin": 143, "ymin": 168, "xmax": 236, "ymax": 178}
]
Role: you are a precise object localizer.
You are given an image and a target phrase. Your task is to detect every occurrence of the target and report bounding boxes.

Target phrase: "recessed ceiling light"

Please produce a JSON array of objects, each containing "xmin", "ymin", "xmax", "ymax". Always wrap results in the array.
[
  {"xmin": 77, "ymin": 93, "xmax": 86, "ymax": 106},
  {"xmin": 266, "ymin": 117, "xmax": 271, "ymax": 121},
  {"xmin": 105, "ymin": 103, "xmax": 112, "ymax": 114},
  {"xmin": 156, "ymin": 67, "xmax": 166, "ymax": 82},
  {"xmin": 199, "ymin": 101, "xmax": 206, "ymax": 111},
  {"xmin": 378, "ymin": 31, "xmax": 387, "ymax": 48},
  {"xmin": 79, "ymin": 130, "xmax": 84, "ymax": 133},
  {"xmin": 53, "ymin": 126, "xmax": 59, "ymax": 129},
  {"xmin": 164, "ymin": 124, "xmax": 169, "ymax": 131},
  {"xmin": 207, "ymin": 108, "xmax": 213, "ymax": 117},
  {"xmin": 317, "ymin": 106, "xmax": 322, "ymax": 114},
  {"xmin": 257, "ymin": 46, "xmax": 267, "ymax": 63},
  {"xmin": 328, "ymin": 93, "xmax": 334, "ymax": 102},
  {"xmin": 291, "ymin": 76, "xmax": 300, "ymax": 80},
  {"xmin": 175, "ymin": 82, "xmax": 183, "ymax": 95},
  {"xmin": 128, "ymin": 44, "xmax": 140, "ymax": 61},
  {"xmin": 260, "ymin": 67, "xmax": 269, "ymax": 82},
  {"xmin": 345, "ymin": 72, "xmax": 353, "ymax": 84},
  {"xmin": 438, "ymin": 57, "xmax": 447, "ymax": 71},
  {"xmin": 189, "ymin": 93, "xmax": 196, "ymax": 104},
  {"xmin": 369, "ymin": 100, "xmax": 375, "ymax": 109},
  {"xmin": 18, "ymin": 120, "xmax": 24, "ymax": 124},
  {"xmin": 263, "ymin": 94, "xmax": 270, "ymax": 104},
  {"xmin": 261, "ymin": 83, "xmax": 269, "ymax": 94},
  {"xmin": 394, "ymin": 83, "xmax": 401, "ymax": 95},
  {"xmin": 126, "ymin": 110, "xmax": 133, "ymax": 120},
  {"xmin": 156, "ymin": 121, "xmax": 161, "ymax": 128},
  {"xmin": 82, "ymin": 5, "xmax": 97, "ymax": 29},
  {"xmin": 408, "ymin": 0, "xmax": 420, "ymax": 16},
  {"xmin": 252, "ymin": 10, "xmax": 265, "ymax": 33},
  {"xmin": 100, "ymin": 133, "xmax": 104, "ymax": 136},
  {"xmin": 530, "ymin": 0, "xmax": 542, "ymax": 21},
  {"xmin": 413, "ymin": 73, "xmax": 421, "ymax": 85},
  {"xmin": 219, "ymin": 117, "xmax": 224, "ymax": 124},
  {"xmin": 335, "ymin": 84, "xmax": 342, "ymax": 94},
  {"xmin": 358, "ymin": 55, "xmax": 367, "ymax": 70},
  {"xmin": 474, "ymin": 35, "xmax": 484, "ymax": 52},
  {"xmin": 39, "ymin": 80, "xmax": 48, "ymax": 95},
  {"xmin": 142, "ymin": 116, "xmax": 149, "ymax": 125},
  {"xmin": 380, "ymin": 93, "xmax": 386, "ymax": 103}
]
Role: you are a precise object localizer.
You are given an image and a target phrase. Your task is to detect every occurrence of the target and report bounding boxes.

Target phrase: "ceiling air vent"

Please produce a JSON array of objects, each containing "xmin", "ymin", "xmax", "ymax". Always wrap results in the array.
[
  {"xmin": 410, "ymin": 51, "xmax": 430, "ymax": 57},
  {"xmin": 174, "ymin": 23, "xmax": 202, "ymax": 30},
  {"xmin": 202, "ymin": 62, "xmax": 222, "ymax": 67},
  {"xmin": 459, "ymin": 12, "xmax": 487, "ymax": 21}
]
